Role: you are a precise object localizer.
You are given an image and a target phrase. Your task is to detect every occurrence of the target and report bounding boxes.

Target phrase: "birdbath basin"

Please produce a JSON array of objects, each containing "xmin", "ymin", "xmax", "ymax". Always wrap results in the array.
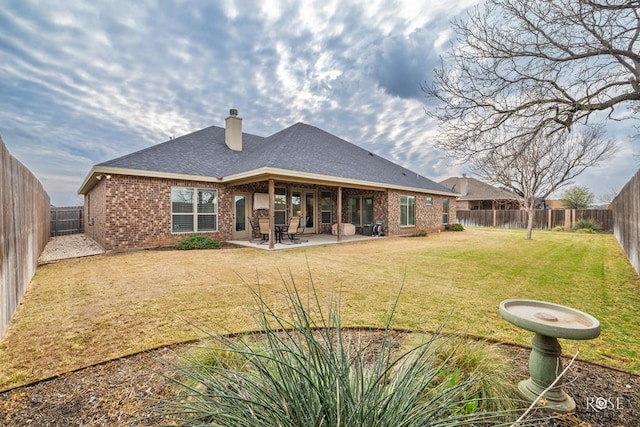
[{"xmin": 499, "ymin": 299, "xmax": 601, "ymax": 413}]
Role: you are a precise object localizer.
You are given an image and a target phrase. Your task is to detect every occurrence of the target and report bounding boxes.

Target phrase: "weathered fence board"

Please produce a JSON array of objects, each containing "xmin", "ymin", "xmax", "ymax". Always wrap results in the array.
[
  {"xmin": 51, "ymin": 206, "xmax": 83, "ymax": 236},
  {"xmin": 612, "ymin": 169, "xmax": 640, "ymax": 275},
  {"xmin": 456, "ymin": 209, "xmax": 613, "ymax": 232},
  {"xmin": 0, "ymin": 138, "xmax": 50, "ymax": 338}
]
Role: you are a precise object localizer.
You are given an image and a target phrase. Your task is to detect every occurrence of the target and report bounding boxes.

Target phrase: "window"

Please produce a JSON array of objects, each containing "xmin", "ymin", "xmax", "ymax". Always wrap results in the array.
[
  {"xmin": 443, "ymin": 198, "xmax": 450, "ymax": 224},
  {"xmin": 172, "ymin": 187, "xmax": 217, "ymax": 232},
  {"xmin": 348, "ymin": 195, "xmax": 374, "ymax": 226},
  {"xmin": 363, "ymin": 196, "xmax": 374, "ymax": 225},
  {"xmin": 274, "ymin": 187, "xmax": 286, "ymax": 225},
  {"xmin": 348, "ymin": 196, "xmax": 360, "ymax": 225},
  {"xmin": 400, "ymin": 195, "xmax": 415, "ymax": 227},
  {"xmin": 426, "ymin": 196, "xmax": 433, "ymax": 206},
  {"xmin": 321, "ymin": 191, "xmax": 332, "ymax": 223}
]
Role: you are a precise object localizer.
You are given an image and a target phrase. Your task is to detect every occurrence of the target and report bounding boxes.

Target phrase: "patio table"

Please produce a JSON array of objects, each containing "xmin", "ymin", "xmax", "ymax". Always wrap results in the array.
[{"xmin": 274, "ymin": 224, "xmax": 287, "ymax": 243}]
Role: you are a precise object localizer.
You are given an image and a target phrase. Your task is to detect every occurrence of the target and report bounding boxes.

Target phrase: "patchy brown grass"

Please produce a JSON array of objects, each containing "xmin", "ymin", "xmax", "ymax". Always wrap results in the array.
[{"xmin": 1, "ymin": 228, "xmax": 638, "ymax": 391}]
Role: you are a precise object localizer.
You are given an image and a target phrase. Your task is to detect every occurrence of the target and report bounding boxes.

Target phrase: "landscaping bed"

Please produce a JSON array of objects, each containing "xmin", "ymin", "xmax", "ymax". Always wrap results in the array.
[{"xmin": 0, "ymin": 339, "xmax": 638, "ymax": 426}]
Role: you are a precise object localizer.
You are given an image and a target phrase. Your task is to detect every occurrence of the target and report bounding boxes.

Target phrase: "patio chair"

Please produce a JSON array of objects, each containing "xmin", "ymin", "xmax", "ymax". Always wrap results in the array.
[
  {"xmin": 258, "ymin": 217, "xmax": 270, "ymax": 244},
  {"xmin": 248, "ymin": 217, "xmax": 261, "ymax": 242},
  {"xmin": 284, "ymin": 216, "xmax": 302, "ymax": 244}
]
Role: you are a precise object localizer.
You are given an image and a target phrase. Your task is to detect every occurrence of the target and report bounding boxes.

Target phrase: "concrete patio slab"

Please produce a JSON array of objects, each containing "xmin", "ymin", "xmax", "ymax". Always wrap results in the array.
[{"xmin": 229, "ymin": 233, "xmax": 383, "ymax": 250}]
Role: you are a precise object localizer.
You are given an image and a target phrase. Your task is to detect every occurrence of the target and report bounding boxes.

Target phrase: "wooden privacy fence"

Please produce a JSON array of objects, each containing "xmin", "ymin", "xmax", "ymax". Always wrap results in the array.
[
  {"xmin": 1, "ymin": 137, "xmax": 50, "ymax": 338},
  {"xmin": 51, "ymin": 206, "xmax": 83, "ymax": 236},
  {"xmin": 611, "ymin": 169, "xmax": 640, "ymax": 275},
  {"xmin": 456, "ymin": 209, "xmax": 613, "ymax": 232}
]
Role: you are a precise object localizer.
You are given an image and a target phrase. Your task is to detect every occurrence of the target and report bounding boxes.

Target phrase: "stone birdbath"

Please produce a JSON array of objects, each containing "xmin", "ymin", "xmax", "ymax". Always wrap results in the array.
[{"xmin": 499, "ymin": 299, "xmax": 601, "ymax": 413}]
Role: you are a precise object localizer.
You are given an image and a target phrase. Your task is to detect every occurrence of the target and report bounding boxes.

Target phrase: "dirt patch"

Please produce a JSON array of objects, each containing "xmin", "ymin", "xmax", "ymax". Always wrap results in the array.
[{"xmin": 0, "ymin": 339, "xmax": 637, "ymax": 426}]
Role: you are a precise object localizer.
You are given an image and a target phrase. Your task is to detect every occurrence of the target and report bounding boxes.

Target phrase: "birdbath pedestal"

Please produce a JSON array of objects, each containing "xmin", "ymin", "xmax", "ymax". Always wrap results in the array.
[{"xmin": 499, "ymin": 299, "xmax": 601, "ymax": 413}]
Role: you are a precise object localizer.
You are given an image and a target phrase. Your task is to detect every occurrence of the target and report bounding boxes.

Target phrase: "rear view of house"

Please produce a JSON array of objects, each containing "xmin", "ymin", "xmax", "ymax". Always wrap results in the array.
[{"xmin": 78, "ymin": 109, "xmax": 458, "ymax": 250}]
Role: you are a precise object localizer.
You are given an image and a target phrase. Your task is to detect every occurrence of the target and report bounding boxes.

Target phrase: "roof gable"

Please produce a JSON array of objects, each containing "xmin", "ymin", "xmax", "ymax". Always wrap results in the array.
[{"xmin": 439, "ymin": 176, "xmax": 518, "ymax": 201}]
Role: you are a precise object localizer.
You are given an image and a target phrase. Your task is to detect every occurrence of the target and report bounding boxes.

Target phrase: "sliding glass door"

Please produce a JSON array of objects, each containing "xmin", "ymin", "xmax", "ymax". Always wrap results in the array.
[{"xmin": 348, "ymin": 195, "xmax": 374, "ymax": 226}]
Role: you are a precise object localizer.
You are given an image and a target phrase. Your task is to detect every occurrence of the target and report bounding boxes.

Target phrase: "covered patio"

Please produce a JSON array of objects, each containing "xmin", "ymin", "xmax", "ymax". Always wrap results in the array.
[{"xmin": 230, "ymin": 176, "xmax": 389, "ymax": 250}]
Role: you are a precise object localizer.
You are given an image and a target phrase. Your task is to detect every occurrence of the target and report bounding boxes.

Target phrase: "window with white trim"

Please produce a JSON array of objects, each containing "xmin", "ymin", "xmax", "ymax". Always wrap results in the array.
[
  {"xmin": 171, "ymin": 187, "xmax": 218, "ymax": 233},
  {"xmin": 400, "ymin": 195, "xmax": 415, "ymax": 227},
  {"xmin": 442, "ymin": 198, "xmax": 450, "ymax": 224}
]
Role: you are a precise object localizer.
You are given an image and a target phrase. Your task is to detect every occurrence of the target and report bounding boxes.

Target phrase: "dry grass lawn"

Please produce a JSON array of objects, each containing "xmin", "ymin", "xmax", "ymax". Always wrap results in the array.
[{"xmin": 1, "ymin": 228, "xmax": 638, "ymax": 391}]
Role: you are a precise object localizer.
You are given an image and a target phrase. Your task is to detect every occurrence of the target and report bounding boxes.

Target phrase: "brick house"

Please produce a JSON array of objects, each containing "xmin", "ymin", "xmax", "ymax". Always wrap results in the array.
[
  {"xmin": 78, "ymin": 109, "xmax": 458, "ymax": 250},
  {"xmin": 439, "ymin": 175, "xmax": 520, "ymax": 211}
]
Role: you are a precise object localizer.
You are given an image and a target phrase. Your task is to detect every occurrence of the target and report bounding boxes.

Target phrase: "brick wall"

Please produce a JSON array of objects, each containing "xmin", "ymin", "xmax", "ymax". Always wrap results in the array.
[
  {"xmin": 386, "ymin": 190, "xmax": 457, "ymax": 235},
  {"xmin": 84, "ymin": 175, "xmax": 458, "ymax": 250},
  {"xmin": 339, "ymin": 188, "xmax": 387, "ymax": 228},
  {"xmin": 84, "ymin": 179, "xmax": 107, "ymax": 248},
  {"xmin": 86, "ymin": 175, "xmax": 230, "ymax": 251}
]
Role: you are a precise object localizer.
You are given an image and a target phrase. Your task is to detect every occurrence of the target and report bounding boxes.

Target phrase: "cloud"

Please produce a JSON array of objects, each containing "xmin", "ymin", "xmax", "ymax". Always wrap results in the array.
[
  {"xmin": 0, "ymin": 0, "xmax": 635, "ymax": 206},
  {"xmin": 369, "ymin": 29, "xmax": 441, "ymax": 100}
]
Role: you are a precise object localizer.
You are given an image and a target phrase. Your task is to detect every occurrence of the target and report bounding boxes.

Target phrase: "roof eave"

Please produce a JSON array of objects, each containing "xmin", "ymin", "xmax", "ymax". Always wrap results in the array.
[
  {"xmin": 77, "ymin": 166, "xmax": 224, "ymax": 195},
  {"xmin": 78, "ymin": 166, "xmax": 458, "ymax": 197},
  {"xmin": 222, "ymin": 167, "xmax": 458, "ymax": 196}
]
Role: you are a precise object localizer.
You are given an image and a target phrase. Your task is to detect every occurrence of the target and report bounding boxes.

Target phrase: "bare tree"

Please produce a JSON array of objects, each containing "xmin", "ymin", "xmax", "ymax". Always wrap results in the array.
[
  {"xmin": 426, "ymin": 0, "xmax": 640, "ymax": 157},
  {"xmin": 472, "ymin": 125, "xmax": 615, "ymax": 239},
  {"xmin": 597, "ymin": 187, "xmax": 621, "ymax": 204}
]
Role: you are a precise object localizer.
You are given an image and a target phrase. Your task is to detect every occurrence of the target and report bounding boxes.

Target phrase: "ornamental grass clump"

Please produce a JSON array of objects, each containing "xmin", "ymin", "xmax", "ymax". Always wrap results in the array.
[
  {"xmin": 155, "ymin": 276, "xmax": 536, "ymax": 426},
  {"xmin": 432, "ymin": 338, "xmax": 520, "ymax": 414},
  {"xmin": 573, "ymin": 218, "xmax": 603, "ymax": 233}
]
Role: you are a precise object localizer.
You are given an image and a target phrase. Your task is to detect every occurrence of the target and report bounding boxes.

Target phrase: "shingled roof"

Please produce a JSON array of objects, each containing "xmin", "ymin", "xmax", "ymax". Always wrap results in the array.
[
  {"xmin": 439, "ymin": 176, "xmax": 518, "ymax": 201},
  {"xmin": 79, "ymin": 120, "xmax": 456, "ymax": 196}
]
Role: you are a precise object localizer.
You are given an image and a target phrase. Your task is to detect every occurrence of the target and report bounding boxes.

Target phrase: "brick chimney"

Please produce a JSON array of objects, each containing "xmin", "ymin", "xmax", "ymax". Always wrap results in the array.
[{"xmin": 225, "ymin": 108, "xmax": 242, "ymax": 151}]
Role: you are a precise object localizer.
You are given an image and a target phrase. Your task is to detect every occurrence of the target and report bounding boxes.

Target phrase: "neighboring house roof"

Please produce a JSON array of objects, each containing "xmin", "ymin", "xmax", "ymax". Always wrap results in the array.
[
  {"xmin": 79, "ymin": 121, "xmax": 456, "ymax": 196},
  {"xmin": 544, "ymin": 199, "xmax": 565, "ymax": 209},
  {"xmin": 439, "ymin": 176, "xmax": 519, "ymax": 201}
]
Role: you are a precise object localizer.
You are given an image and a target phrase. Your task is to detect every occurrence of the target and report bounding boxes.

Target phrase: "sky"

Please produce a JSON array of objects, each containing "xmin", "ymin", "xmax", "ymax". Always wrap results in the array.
[{"xmin": 1, "ymin": 0, "xmax": 638, "ymax": 207}]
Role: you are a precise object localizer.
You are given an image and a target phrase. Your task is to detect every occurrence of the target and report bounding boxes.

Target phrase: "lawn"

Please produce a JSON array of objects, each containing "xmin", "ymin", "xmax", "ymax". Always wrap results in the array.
[{"xmin": 0, "ymin": 228, "xmax": 638, "ymax": 391}]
